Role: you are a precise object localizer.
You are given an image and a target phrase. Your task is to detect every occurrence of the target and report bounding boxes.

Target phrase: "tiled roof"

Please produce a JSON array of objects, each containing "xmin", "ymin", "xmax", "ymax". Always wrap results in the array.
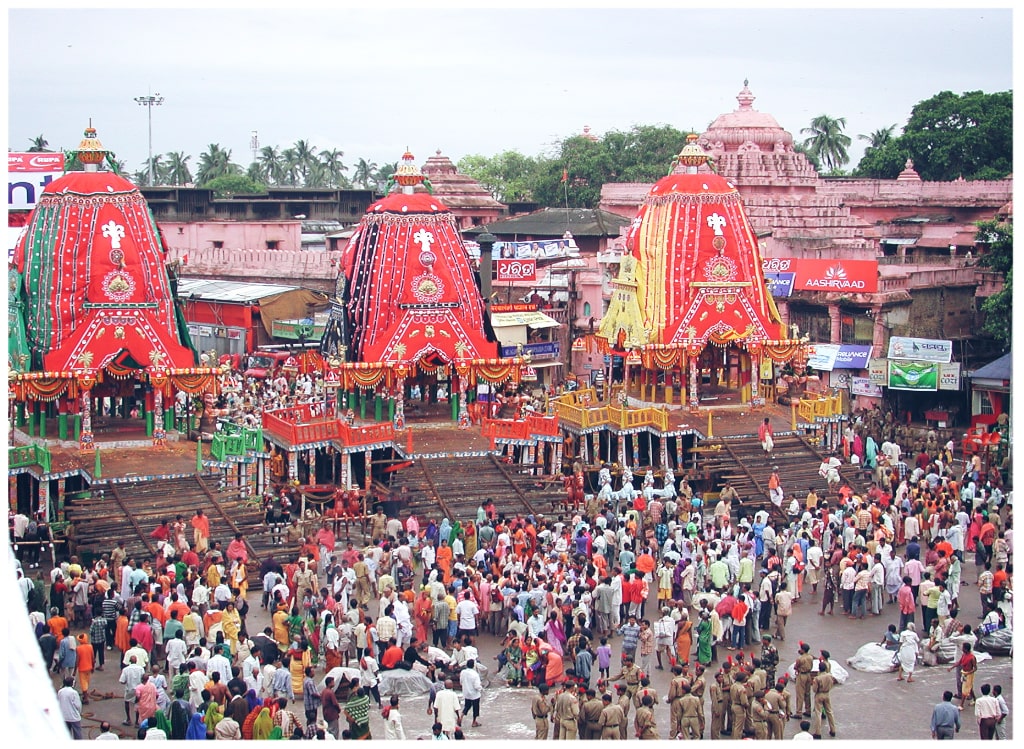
[{"xmin": 467, "ymin": 208, "xmax": 631, "ymax": 238}]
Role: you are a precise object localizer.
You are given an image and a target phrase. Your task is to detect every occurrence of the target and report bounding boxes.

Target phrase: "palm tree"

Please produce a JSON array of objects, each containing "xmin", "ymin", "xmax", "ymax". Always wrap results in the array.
[
  {"xmin": 292, "ymin": 139, "xmax": 318, "ymax": 185},
  {"xmin": 164, "ymin": 151, "xmax": 193, "ymax": 185},
  {"xmin": 254, "ymin": 145, "xmax": 285, "ymax": 186},
  {"xmin": 353, "ymin": 157, "xmax": 378, "ymax": 189},
  {"xmin": 280, "ymin": 147, "xmax": 301, "ymax": 187},
  {"xmin": 196, "ymin": 143, "xmax": 242, "ymax": 185},
  {"xmin": 858, "ymin": 125, "xmax": 898, "ymax": 149},
  {"xmin": 27, "ymin": 134, "xmax": 50, "ymax": 152},
  {"xmin": 374, "ymin": 162, "xmax": 398, "ymax": 193},
  {"xmin": 319, "ymin": 149, "xmax": 349, "ymax": 188},
  {"xmin": 304, "ymin": 160, "xmax": 330, "ymax": 188},
  {"xmin": 139, "ymin": 154, "xmax": 165, "ymax": 186},
  {"xmin": 800, "ymin": 115, "xmax": 852, "ymax": 173}
]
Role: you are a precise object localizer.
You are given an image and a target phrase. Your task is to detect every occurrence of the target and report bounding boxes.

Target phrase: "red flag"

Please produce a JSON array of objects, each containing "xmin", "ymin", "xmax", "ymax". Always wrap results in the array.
[{"xmin": 561, "ymin": 168, "xmax": 568, "ymax": 183}]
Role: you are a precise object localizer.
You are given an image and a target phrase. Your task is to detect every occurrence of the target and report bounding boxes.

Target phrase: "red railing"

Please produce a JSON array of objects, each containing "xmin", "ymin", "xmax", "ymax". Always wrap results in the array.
[
  {"xmin": 262, "ymin": 407, "xmax": 394, "ymax": 448},
  {"xmin": 482, "ymin": 413, "xmax": 560, "ymax": 441}
]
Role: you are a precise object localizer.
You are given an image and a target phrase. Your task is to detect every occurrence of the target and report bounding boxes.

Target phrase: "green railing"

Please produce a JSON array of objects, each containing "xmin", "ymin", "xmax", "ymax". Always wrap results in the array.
[
  {"xmin": 9, "ymin": 444, "xmax": 52, "ymax": 473},
  {"xmin": 210, "ymin": 423, "xmax": 263, "ymax": 460}
]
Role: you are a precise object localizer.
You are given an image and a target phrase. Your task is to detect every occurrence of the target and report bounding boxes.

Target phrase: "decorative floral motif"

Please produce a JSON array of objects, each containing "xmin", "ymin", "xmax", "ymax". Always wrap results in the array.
[
  {"xmin": 412, "ymin": 273, "xmax": 444, "ymax": 304},
  {"xmin": 102, "ymin": 269, "xmax": 135, "ymax": 302}
]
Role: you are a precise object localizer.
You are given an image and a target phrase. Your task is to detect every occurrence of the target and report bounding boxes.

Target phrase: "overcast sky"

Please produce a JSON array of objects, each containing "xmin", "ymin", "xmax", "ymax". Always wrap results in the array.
[{"xmin": 7, "ymin": 5, "xmax": 1015, "ymax": 179}]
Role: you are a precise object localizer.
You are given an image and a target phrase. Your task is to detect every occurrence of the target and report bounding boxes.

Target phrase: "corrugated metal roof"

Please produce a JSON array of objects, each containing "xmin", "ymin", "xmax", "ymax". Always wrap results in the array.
[{"xmin": 176, "ymin": 277, "xmax": 302, "ymax": 303}]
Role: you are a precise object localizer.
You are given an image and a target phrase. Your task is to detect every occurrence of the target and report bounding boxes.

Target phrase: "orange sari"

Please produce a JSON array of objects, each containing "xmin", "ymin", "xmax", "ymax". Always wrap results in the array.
[
  {"xmin": 114, "ymin": 614, "xmax": 131, "ymax": 653},
  {"xmin": 436, "ymin": 544, "xmax": 453, "ymax": 584}
]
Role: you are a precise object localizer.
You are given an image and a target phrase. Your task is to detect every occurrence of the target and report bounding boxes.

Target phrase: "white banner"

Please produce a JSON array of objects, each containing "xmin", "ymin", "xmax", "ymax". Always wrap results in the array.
[
  {"xmin": 851, "ymin": 376, "xmax": 884, "ymax": 398},
  {"xmin": 868, "ymin": 358, "xmax": 888, "ymax": 385},
  {"xmin": 938, "ymin": 361, "xmax": 962, "ymax": 391},
  {"xmin": 887, "ymin": 336, "xmax": 953, "ymax": 363}
]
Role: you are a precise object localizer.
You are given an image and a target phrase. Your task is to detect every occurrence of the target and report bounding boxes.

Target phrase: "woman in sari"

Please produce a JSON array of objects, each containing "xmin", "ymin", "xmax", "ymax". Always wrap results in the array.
[
  {"xmin": 185, "ymin": 712, "xmax": 207, "ymax": 740},
  {"xmin": 288, "ymin": 640, "xmax": 312, "ymax": 697},
  {"xmin": 865, "ymin": 435, "xmax": 879, "ymax": 469},
  {"xmin": 204, "ymin": 701, "xmax": 224, "ymax": 735},
  {"xmin": 414, "ymin": 588, "xmax": 433, "ymax": 644},
  {"xmin": 503, "ymin": 635, "xmax": 525, "ymax": 686},
  {"xmin": 344, "ymin": 686, "xmax": 372, "ymax": 740},
  {"xmin": 674, "ymin": 609, "xmax": 693, "ymax": 666},
  {"xmin": 323, "ymin": 616, "xmax": 342, "ymax": 672},
  {"xmin": 966, "ymin": 507, "xmax": 983, "ymax": 553},
  {"xmin": 252, "ymin": 707, "xmax": 274, "ymax": 741},
  {"xmin": 230, "ymin": 560, "xmax": 248, "ymax": 600},
  {"xmin": 286, "ymin": 606, "xmax": 307, "ymax": 644},
  {"xmin": 544, "ymin": 611, "xmax": 567, "ymax": 656},
  {"xmin": 695, "ymin": 611, "xmax": 713, "ymax": 666},
  {"xmin": 464, "ymin": 521, "xmax": 477, "ymax": 560},
  {"xmin": 436, "ymin": 539, "xmax": 454, "ymax": 585}
]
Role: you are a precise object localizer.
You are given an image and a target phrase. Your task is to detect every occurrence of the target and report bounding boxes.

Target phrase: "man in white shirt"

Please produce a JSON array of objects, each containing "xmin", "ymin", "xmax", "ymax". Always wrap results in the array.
[
  {"xmin": 459, "ymin": 659, "xmax": 484, "ymax": 727},
  {"xmin": 454, "ymin": 591, "xmax": 480, "ymax": 643},
  {"xmin": 119, "ymin": 656, "xmax": 145, "ymax": 726},
  {"xmin": 165, "ymin": 631, "xmax": 189, "ymax": 674},
  {"xmin": 433, "ymin": 679, "xmax": 462, "ymax": 737}
]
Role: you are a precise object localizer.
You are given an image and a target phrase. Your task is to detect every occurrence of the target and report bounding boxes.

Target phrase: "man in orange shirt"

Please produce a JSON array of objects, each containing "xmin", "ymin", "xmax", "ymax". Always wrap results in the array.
[{"xmin": 48, "ymin": 606, "xmax": 69, "ymax": 643}]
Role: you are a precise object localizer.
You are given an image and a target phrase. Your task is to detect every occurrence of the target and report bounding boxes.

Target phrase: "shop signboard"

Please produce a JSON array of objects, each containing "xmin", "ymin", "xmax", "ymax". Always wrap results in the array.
[{"xmin": 888, "ymin": 360, "xmax": 938, "ymax": 390}]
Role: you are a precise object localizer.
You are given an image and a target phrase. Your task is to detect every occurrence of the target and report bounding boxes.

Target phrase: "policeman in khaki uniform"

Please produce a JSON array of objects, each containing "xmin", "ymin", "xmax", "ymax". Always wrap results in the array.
[
  {"xmin": 633, "ymin": 678, "xmax": 659, "ymax": 716},
  {"xmin": 794, "ymin": 642, "xmax": 815, "ymax": 717},
  {"xmin": 666, "ymin": 665, "xmax": 688, "ymax": 738},
  {"xmin": 811, "ymin": 651, "xmax": 837, "ymax": 738},
  {"xmin": 690, "ymin": 664, "xmax": 707, "ymax": 703},
  {"xmin": 597, "ymin": 693, "xmax": 625, "ymax": 740},
  {"xmin": 581, "ymin": 688, "xmax": 604, "ymax": 740},
  {"xmin": 750, "ymin": 690, "xmax": 771, "ymax": 740},
  {"xmin": 634, "ymin": 694, "xmax": 659, "ymax": 739},
  {"xmin": 532, "ymin": 683, "xmax": 551, "ymax": 740},
  {"xmin": 679, "ymin": 684, "xmax": 704, "ymax": 740},
  {"xmin": 729, "ymin": 671, "xmax": 751, "ymax": 739},
  {"xmin": 709, "ymin": 671, "xmax": 727, "ymax": 739},
  {"xmin": 615, "ymin": 684, "xmax": 632, "ymax": 740},
  {"xmin": 764, "ymin": 681, "xmax": 789, "ymax": 739},
  {"xmin": 719, "ymin": 662, "xmax": 735, "ymax": 736},
  {"xmin": 553, "ymin": 681, "xmax": 581, "ymax": 740}
]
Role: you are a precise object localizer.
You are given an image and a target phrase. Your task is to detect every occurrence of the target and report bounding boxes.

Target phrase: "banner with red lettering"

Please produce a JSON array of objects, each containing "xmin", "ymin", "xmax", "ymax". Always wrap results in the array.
[
  {"xmin": 9, "ymin": 152, "xmax": 66, "ymax": 211},
  {"xmin": 496, "ymin": 258, "xmax": 537, "ymax": 282}
]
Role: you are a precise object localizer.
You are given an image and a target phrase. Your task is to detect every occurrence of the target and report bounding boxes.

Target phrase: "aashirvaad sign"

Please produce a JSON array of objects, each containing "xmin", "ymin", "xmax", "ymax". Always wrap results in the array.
[
  {"xmin": 762, "ymin": 258, "xmax": 878, "ymax": 293},
  {"xmin": 8, "ymin": 152, "xmax": 65, "ymax": 210}
]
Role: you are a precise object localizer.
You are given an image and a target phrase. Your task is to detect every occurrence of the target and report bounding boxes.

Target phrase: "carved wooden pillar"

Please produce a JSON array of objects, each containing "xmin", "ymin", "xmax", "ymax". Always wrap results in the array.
[
  {"xmin": 153, "ymin": 387, "xmax": 166, "ymax": 446},
  {"xmin": 341, "ymin": 451, "xmax": 352, "ymax": 491},
  {"xmin": 394, "ymin": 375, "xmax": 406, "ymax": 431},
  {"xmin": 80, "ymin": 387, "xmax": 94, "ymax": 451}
]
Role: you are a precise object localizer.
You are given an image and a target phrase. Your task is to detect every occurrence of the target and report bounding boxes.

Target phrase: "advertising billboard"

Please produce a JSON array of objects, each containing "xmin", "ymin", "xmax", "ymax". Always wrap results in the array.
[
  {"xmin": 888, "ymin": 360, "xmax": 938, "ymax": 390},
  {"xmin": 8, "ymin": 152, "xmax": 65, "ymax": 211},
  {"xmin": 887, "ymin": 336, "xmax": 953, "ymax": 363}
]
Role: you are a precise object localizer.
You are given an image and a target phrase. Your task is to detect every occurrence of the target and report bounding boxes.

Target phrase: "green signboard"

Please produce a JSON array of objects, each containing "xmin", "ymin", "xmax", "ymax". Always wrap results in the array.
[{"xmin": 888, "ymin": 360, "xmax": 938, "ymax": 391}]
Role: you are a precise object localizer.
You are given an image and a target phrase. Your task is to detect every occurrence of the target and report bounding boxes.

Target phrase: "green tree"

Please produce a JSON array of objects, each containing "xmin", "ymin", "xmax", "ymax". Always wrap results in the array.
[
  {"xmin": 164, "ymin": 151, "xmax": 193, "ymax": 185},
  {"xmin": 252, "ymin": 145, "xmax": 285, "ymax": 185},
  {"xmin": 858, "ymin": 125, "xmax": 898, "ymax": 150},
  {"xmin": 850, "ymin": 140, "xmax": 908, "ymax": 179},
  {"xmin": 203, "ymin": 174, "xmax": 267, "ymax": 197},
  {"xmin": 291, "ymin": 139, "xmax": 318, "ymax": 185},
  {"xmin": 196, "ymin": 143, "xmax": 242, "ymax": 185},
  {"xmin": 898, "ymin": 90, "xmax": 1012, "ymax": 181},
  {"xmin": 457, "ymin": 150, "xmax": 541, "ymax": 202},
  {"xmin": 353, "ymin": 158, "xmax": 378, "ymax": 190},
  {"xmin": 974, "ymin": 219, "xmax": 1012, "ymax": 350},
  {"xmin": 319, "ymin": 149, "xmax": 349, "ymax": 188},
  {"xmin": 280, "ymin": 147, "xmax": 301, "ymax": 187},
  {"xmin": 374, "ymin": 162, "xmax": 397, "ymax": 193},
  {"xmin": 27, "ymin": 134, "xmax": 50, "ymax": 152},
  {"xmin": 800, "ymin": 115, "xmax": 852, "ymax": 173}
]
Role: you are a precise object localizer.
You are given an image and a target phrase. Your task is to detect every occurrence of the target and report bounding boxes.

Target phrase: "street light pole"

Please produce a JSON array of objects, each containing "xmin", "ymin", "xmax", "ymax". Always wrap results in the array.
[{"xmin": 134, "ymin": 92, "xmax": 164, "ymax": 186}]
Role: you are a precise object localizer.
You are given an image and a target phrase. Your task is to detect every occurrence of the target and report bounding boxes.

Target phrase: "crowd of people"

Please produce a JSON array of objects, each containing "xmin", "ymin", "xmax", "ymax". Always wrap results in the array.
[{"xmin": 16, "ymin": 407, "xmax": 1013, "ymax": 740}]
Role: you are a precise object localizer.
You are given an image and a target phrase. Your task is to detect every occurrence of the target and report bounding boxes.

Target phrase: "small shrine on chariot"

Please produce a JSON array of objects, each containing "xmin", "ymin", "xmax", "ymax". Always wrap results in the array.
[
  {"xmin": 8, "ymin": 126, "xmax": 219, "ymax": 519},
  {"xmin": 259, "ymin": 150, "xmax": 527, "ymax": 508}
]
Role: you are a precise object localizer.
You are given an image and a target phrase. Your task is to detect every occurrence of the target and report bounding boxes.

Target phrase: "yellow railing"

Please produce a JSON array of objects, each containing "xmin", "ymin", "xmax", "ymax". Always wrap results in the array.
[{"xmin": 797, "ymin": 393, "xmax": 844, "ymax": 422}]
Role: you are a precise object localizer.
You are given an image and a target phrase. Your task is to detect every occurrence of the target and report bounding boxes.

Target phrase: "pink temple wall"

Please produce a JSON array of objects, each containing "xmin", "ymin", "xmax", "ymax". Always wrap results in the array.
[{"xmin": 160, "ymin": 221, "xmax": 303, "ymax": 253}]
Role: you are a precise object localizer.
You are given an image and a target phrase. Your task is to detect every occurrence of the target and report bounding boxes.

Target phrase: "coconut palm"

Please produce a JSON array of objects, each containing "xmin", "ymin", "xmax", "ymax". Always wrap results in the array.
[
  {"xmin": 27, "ymin": 134, "xmax": 50, "ymax": 152},
  {"xmin": 319, "ymin": 148, "xmax": 349, "ymax": 188},
  {"xmin": 292, "ymin": 139, "xmax": 318, "ymax": 184},
  {"xmin": 164, "ymin": 151, "xmax": 193, "ymax": 185},
  {"xmin": 858, "ymin": 124, "xmax": 898, "ymax": 149},
  {"xmin": 139, "ymin": 154, "xmax": 166, "ymax": 186},
  {"xmin": 800, "ymin": 115, "xmax": 852, "ymax": 173},
  {"xmin": 253, "ymin": 145, "xmax": 285, "ymax": 185},
  {"xmin": 196, "ymin": 143, "xmax": 243, "ymax": 185},
  {"xmin": 280, "ymin": 147, "xmax": 301, "ymax": 186},
  {"xmin": 304, "ymin": 160, "xmax": 331, "ymax": 188},
  {"xmin": 353, "ymin": 157, "xmax": 378, "ymax": 189}
]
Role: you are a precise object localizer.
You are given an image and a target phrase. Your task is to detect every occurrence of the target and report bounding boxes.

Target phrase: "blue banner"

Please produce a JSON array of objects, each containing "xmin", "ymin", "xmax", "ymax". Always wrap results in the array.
[
  {"xmin": 500, "ymin": 341, "xmax": 560, "ymax": 360},
  {"xmin": 765, "ymin": 272, "xmax": 795, "ymax": 297}
]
